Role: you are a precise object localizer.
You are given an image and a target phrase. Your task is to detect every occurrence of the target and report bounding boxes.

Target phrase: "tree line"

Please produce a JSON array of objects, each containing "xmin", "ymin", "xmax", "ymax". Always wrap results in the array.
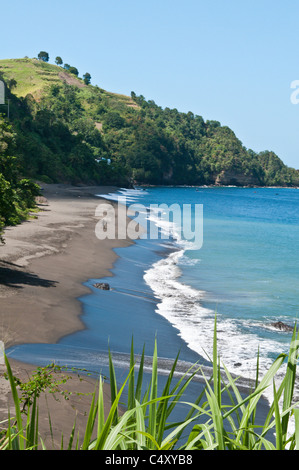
[
  {"xmin": 38, "ymin": 51, "xmax": 91, "ymax": 85},
  {"xmin": 1, "ymin": 57, "xmax": 299, "ymax": 241}
]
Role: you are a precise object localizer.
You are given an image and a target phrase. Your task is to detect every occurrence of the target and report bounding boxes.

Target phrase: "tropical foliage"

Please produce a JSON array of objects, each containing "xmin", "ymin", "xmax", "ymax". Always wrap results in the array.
[
  {"xmin": 0, "ymin": 57, "xmax": 298, "ymax": 237},
  {"xmin": 0, "ymin": 115, "xmax": 40, "ymax": 241},
  {"xmin": 1, "ymin": 321, "xmax": 299, "ymax": 450},
  {"xmin": 0, "ymin": 58, "xmax": 297, "ymax": 190}
]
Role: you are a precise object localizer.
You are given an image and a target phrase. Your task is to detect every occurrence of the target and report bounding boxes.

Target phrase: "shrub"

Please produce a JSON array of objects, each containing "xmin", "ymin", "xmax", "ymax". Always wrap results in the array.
[{"xmin": 1, "ymin": 319, "xmax": 299, "ymax": 450}]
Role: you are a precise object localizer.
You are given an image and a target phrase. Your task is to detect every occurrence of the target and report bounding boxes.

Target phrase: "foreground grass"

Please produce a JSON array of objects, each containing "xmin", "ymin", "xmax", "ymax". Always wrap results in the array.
[{"xmin": 1, "ymin": 319, "xmax": 299, "ymax": 450}]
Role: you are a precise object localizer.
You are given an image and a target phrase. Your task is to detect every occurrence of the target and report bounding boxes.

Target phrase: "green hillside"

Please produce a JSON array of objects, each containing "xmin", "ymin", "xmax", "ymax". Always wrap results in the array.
[
  {"xmin": 0, "ymin": 56, "xmax": 298, "ymax": 191},
  {"xmin": 0, "ymin": 58, "xmax": 64, "ymax": 98}
]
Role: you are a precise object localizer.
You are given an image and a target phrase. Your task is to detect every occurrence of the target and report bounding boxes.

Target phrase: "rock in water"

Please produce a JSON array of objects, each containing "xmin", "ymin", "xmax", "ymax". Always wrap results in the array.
[
  {"xmin": 270, "ymin": 321, "xmax": 293, "ymax": 332},
  {"xmin": 93, "ymin": 282, "xmax": 110, "ymax": 290}
]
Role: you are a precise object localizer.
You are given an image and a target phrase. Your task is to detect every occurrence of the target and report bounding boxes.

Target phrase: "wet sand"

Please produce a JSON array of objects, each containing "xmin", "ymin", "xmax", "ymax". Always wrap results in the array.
[{"xmin": 0, "ymin": 183, "xmax": 130, "ymax": 449}]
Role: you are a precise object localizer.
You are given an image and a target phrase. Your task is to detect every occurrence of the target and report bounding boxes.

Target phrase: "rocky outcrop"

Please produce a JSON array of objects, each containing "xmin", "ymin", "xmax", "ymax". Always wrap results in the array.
[
  {"xmin": 215, "ymin": 170, "xmax": 261, "ymax": 187},
  {"xmin": 93, "ymin": 282, "xmax": 110, "ymax": 290},
  {"xmin": 270, "ymin": 321, "xmax": 294, "ymax": 332}
]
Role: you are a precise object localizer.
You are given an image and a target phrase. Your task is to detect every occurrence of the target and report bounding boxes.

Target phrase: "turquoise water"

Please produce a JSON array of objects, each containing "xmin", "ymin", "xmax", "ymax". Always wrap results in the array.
[
  {"xmin": 7, "ymin": 186, "xmax": 299, "ymax": 405},
  {"xmin": 119, "ymin": 186, "xmax": 299, "ymax": 383}
]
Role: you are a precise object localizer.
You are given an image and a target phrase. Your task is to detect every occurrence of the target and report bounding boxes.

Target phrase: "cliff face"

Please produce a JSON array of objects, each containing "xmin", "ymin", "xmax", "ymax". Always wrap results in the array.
[{"xmin": 215, "ymin": 170, "xmax": 262, "ymax": 186}]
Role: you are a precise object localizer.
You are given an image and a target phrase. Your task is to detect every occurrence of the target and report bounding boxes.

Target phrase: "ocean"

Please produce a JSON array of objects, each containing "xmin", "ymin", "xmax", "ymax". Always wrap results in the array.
[{"xmin": 7, "ymin": 185, "xmax": 299, "ymax": 415}]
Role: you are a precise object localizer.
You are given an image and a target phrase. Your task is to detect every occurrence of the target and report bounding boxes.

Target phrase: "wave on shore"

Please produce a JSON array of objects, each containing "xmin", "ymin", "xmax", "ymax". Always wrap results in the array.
[{"xmin": 96, "ymin": 187, "xmax": 298, "ymax": 410}]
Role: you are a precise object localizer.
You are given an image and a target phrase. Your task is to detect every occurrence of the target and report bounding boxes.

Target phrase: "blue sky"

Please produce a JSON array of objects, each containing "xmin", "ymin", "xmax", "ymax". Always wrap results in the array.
[{"xmin": 2, "ymin": 0, "xmax": 299, "ymax": 168}]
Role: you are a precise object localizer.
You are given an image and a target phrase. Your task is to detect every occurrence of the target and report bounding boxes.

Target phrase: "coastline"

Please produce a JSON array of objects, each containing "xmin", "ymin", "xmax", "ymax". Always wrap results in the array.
[
  {"xmin": 0, "ymin": 184, "xmax": 281, "ymax": 447},
  {"xmin": 0, "ymin": 183, "xmax": 132, "ymax": 448}
]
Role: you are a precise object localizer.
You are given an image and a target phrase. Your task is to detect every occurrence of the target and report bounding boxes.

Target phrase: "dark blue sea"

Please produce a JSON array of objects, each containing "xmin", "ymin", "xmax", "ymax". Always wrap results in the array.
[{"xmin": 7, "ymin": 186, "xmax": 299, "ymax": 417}]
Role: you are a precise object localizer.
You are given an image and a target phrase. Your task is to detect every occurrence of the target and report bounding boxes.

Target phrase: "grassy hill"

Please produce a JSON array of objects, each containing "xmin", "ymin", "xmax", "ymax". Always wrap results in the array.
[
  {"xmin": 0, "ymin": 57, "xmax": 298, "ymax": 188},
  {"xmin": 0, "ymin": 58, "xmax": 66, "ymax": 99},
  {"xmin": 0, "ymin": 58, "xmax": 138, "ymax": 107}
]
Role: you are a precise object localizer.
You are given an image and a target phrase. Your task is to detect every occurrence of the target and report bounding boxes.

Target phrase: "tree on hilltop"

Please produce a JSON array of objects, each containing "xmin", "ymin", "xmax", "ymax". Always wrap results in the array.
[
  {"xmin": 55, "ymin": 56, "xmax": 63, "ymax": 66},
  {"xmin": 83, "ymin": 72, "xmax": 91, "ymax": 85},
  {"xmin": 38, "ymin": 51, "xmax": 49, "ymax": 62},
  {"xmin": 69, "ymin": 66, "xmax": 79, "ymax": 76}
]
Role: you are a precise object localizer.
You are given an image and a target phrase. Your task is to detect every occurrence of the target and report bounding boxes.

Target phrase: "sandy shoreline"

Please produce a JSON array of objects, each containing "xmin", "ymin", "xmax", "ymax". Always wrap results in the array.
[{"xmin": 0, "ymin": 183, "xmax": 131, "ymax": 448}]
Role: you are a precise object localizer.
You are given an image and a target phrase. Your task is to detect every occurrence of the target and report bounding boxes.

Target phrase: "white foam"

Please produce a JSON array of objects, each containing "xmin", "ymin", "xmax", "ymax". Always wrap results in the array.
[
  {"xmin": 100, "ymin": 187, "xmax": 297, "ymax": 431},
  {"xmin": 143, "ymin": 243, "xmax": 297, "ymax": 419},
  {"xmin": 113, "ymin": 189, "xmax": 288, "ymax": 384},
  {"xmin": 96, "ymin": 187, "xmax": 149, "ymax": 204}
]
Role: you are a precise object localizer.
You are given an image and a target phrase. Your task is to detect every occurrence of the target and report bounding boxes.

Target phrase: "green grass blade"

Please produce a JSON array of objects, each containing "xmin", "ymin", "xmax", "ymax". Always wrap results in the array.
[
  {"xmin": 148, "ymin": 339, "xmax": 158, "ymax": 448},
  {"xmin": 212, "ymin": 314, "xmax": 220, "ymax": 408},
  {"xmin": 67, "ymin": 418, "xmax": 77, "ymax": 450},
  {"xmin": 294, "ymin": 408, "xmax": 299, "ymax": 450},
  {"xmin": 92, "ymin": 366, "xmax": 134, "ymax": 450},
  {"xmin": 4, "ymin": 354, "xmax": 24, "ymax": 450},
  {"xmin": 135, "ymin": 345, "xmax": 145, "ymax": 404},
  {"xmin": 235, "ymin": 353, "xmax": 286, "ymax": 443},
  {"xmin": 102, "ymin": 408, "xmax": 136, "ymax": 450},
  {"xmin": 128, "ymin": 337, "xmax": 135, "ymax": 410},
  {"xmin": 175, "ymin": 383, "xmax": 210, "ymax": 444},
  {"xmin": 108, "ymin": 347, "xmax": 119, "ymax": 425},
  {"xmin": 273, "ymin": 380, "xmax": 283, "ymax": 450},
  {"xmin": 160, "ymin": 416, "xmax": 197, "ymax": 449},
  {"xmin": 281, "ymin": 325, "xmax": 299, "ymax": 439},
  {"xmin": 26, "ymin": 392, "xmax": 38, "ymax": 449},
  {"xmin": 156, "ymin": 351, "xmax": 181, "ymax": 444},
  {"xmin": 205, "ymin": 388, "xmax": 225, "ymax": 450},
  {"xmin": 134, "ymin": 400, "xmax": 146, "ymax": 449},
  {"xmin": 81, "ymin": 383, "xmax": 98, "ymax": 450},
  {"xmin": 97, "ymin": 376, "xmax": 105, "ymax": 437}
]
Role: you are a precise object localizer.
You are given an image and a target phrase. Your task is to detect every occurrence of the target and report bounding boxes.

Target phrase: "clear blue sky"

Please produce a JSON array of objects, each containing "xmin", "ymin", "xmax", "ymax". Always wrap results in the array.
[{"xmin": 2, "ymin": 0, "xmax": 299, "ymax": 168}]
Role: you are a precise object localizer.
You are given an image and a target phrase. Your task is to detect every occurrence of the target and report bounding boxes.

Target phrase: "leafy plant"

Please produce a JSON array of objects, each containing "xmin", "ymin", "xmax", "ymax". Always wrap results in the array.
[
  {"xmin": 1, "ymin": 318, "xmax": 299, "ymax": 450},
  {"xmin": 4, "ymin": 364, "xmax": 74, "ymax": 415}
]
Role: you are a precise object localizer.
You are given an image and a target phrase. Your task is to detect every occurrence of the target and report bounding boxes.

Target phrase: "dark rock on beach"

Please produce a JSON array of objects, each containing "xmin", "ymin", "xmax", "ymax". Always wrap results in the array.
[{"xmin": 93, "ymin": 282, "xmax": 110, "ymax": 290}]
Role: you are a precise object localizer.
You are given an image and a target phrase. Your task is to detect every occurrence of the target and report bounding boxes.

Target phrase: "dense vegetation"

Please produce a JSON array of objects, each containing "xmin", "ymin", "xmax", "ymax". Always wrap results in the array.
[
  {"xmin": 0, "ymin": 115, "xmax": 40, "ymax": 241},
  {"xmin": 0, "ymin": 56, "xmax": 298, "ymax": 238},
  {"xmin": 2, "ymin": 322, "xmax": 299, "ymax": 450},
  {"xmin": 0, "ymin": 57, "xmax": 298, "ymax": 190}
]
